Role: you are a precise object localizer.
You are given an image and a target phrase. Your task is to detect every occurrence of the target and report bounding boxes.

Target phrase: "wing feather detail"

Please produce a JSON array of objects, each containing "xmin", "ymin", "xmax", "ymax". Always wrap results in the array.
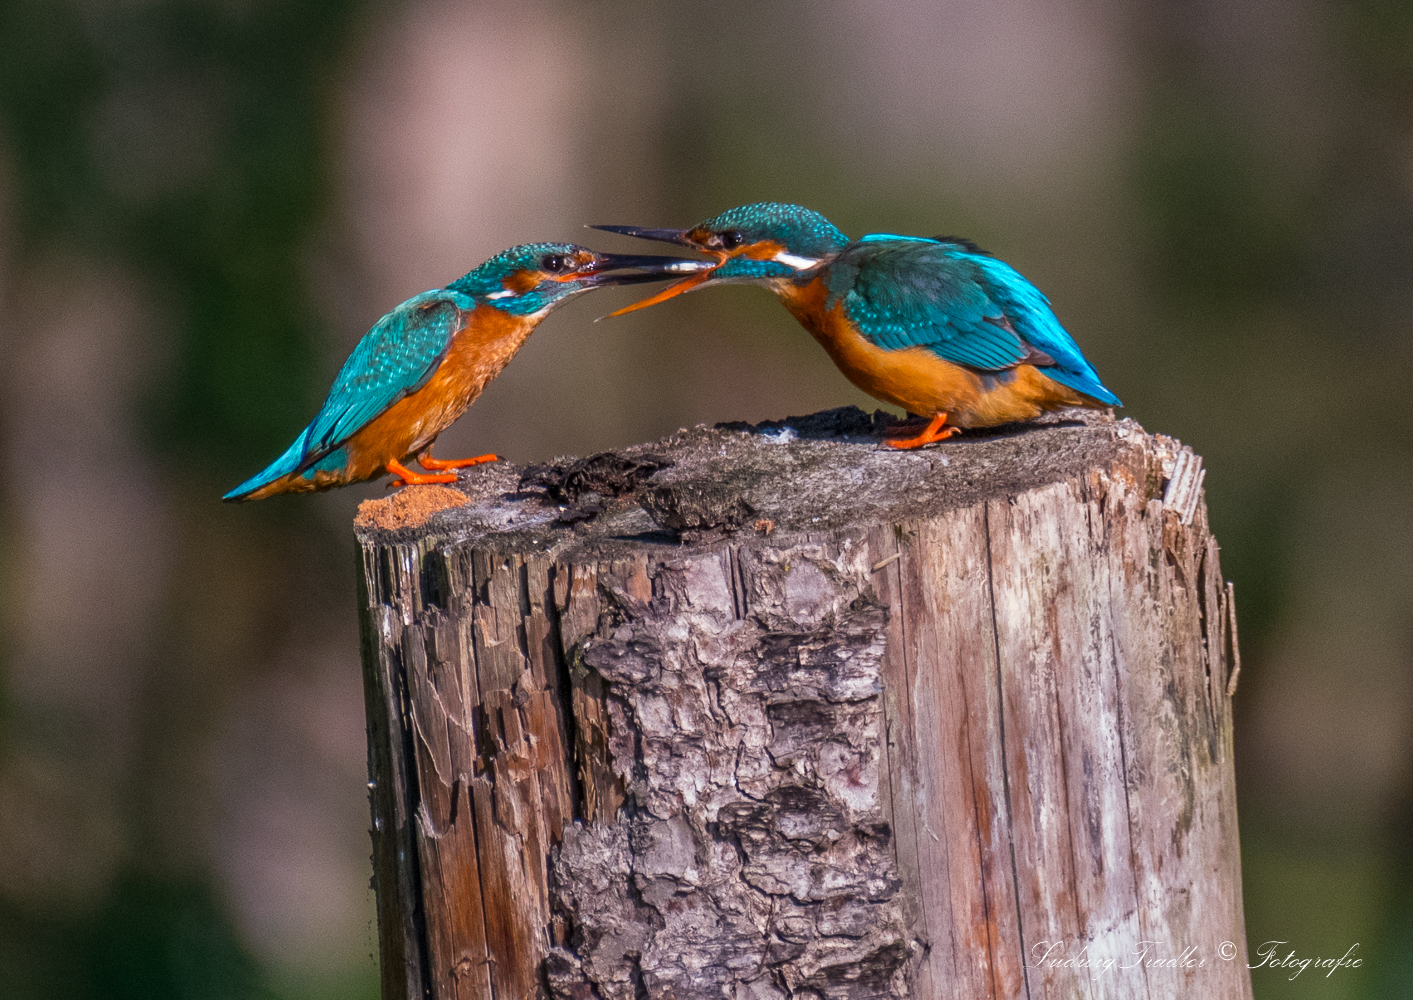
[
  {"xmin": 303, "ymin": 291, "xmax": 465, "ymax": 461},
  {"xmin": 831, "ymin": 238, "xmax": 1120, "ymax": 405}
]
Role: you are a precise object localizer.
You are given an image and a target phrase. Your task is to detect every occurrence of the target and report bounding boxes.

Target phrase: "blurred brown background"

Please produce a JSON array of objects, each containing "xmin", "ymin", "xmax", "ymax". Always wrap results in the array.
[{"xmin": 0, "ymin": 2, "xmax": 1409, "ymax": 998}]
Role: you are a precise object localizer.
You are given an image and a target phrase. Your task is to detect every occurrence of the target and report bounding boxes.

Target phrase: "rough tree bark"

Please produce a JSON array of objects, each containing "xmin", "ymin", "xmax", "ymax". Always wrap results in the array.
[{"xmin": 355, "ymin": 407, "xmax": 1251, "ymax": 1000}]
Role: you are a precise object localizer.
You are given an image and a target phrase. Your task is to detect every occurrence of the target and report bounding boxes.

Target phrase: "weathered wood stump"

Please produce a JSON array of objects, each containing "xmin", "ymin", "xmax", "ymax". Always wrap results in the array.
[{"xmin": 355, "ymin": 407, "xmax": 1250, "ymax": 1000}]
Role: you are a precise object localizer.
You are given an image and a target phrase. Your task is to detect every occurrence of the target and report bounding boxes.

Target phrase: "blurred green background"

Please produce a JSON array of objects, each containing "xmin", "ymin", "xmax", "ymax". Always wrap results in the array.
[{"xmin": 0, "ymin": 1, "xmax": 1409, "ymax": 998}]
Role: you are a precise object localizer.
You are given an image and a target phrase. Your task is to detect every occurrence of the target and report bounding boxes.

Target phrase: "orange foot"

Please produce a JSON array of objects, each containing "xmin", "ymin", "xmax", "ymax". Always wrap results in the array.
[
  {"xmin": 386, "ymin": 457, "xmax": 457, "ymax": 488},
  {"xmin": 416, "ymin": 446, "xmax": 500, "ymax": 471},
  {"xmin": 886, "ymin": 413, "xmax": 961, "ymax": 450}
]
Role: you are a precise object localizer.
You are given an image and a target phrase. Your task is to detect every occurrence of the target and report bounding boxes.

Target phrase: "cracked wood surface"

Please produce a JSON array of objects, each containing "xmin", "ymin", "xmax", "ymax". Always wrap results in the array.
[{"xmin": 356, "ymin": 407, "xmax": 1251, "ymax": 1000}]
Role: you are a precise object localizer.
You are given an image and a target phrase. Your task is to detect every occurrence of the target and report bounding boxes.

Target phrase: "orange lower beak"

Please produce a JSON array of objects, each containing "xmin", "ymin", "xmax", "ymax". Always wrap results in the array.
[
  {"xmin": 587, "ymin": 223, "xmax": 729, "ymax": 317},
  {"xmin": 604, "ymin": 268, "xmax": 716, "ymax": 317}
]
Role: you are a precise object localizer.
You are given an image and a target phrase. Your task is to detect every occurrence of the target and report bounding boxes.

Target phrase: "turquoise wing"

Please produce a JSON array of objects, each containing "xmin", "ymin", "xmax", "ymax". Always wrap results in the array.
[
  {"xmin": 222, "ymin": 290, "xmax": 466, "ymax": 500},
  {"xmin": 831, "ymin": 237, "xmax": 1120, "ymax": 405},
  {"xmin": 832, "ymin": 238, "xmax": 1035, "ymax": 371},
  {"xmin": 303, "ymin": 290, "xmax": 465, "ymax": 459}
]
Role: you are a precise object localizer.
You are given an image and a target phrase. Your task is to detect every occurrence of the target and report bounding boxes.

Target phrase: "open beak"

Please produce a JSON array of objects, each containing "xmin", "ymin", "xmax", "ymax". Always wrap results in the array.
[
  {"xmin": 600, "ymin": 269, "xmax": 715, "ymax": 315},
  {"xmin": 579, "ymin": 253, "xmax": 711, "ymax": 288},
  {"xmin": 588, "ymin": 224, "xmax": 727, "ymax": 316},
  {"xmin": 589, "ymin": 225, "xmax": 702, "ymax": 249}
]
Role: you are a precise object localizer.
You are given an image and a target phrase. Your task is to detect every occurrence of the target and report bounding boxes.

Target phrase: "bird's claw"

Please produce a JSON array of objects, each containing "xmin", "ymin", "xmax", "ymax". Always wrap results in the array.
[
  {"xmin": 416, "ymin": 450, "xmax": 501, "ymax": 471},
  {"xmin": 884, "ymin": 413, "xmax": 960, "ymax": 450},
  {"xmin": 386, "ymin": 458, "xmax": 459, "ymax": 488}
]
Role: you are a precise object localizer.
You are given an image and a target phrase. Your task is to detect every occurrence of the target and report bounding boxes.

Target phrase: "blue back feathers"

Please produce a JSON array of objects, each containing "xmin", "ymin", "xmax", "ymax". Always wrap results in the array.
[
  {"xmin": 832, "ymin": 235, "xmax": 1121, "ymax": 407},
  {"xmin": 307, "ymin": 291, "xmax": 467, "ymax": 456}
]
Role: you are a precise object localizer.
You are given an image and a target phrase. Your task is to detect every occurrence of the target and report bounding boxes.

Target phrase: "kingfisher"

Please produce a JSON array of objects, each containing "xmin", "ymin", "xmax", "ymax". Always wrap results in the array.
[
  {"xmin": 594, "ymin": 203, "xmax": 1121, "ymax": 448},
  {"xmin": 224, "ymin": 244, "xmax": 702, "ymax": 500}
]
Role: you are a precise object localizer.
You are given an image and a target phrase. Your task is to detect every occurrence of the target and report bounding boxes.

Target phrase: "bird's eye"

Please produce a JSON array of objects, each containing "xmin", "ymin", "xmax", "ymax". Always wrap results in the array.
[
  {"xmin": 541, "ymin": 254, "xmax": 570, "ymax": 273},
  {"xmin": 720, "ymin": 230, "xmax": 745, "ymax": 250}
]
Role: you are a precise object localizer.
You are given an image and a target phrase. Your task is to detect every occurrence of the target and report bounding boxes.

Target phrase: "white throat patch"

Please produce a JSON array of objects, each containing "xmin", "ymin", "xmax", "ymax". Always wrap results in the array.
[{"xmin": 772, "ymin": 251, "xmax": 820, "ymax": 270}]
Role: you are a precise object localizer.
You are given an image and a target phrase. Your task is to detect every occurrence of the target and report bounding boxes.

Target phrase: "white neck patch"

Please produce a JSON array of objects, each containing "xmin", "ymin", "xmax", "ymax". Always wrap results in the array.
[
  {"xmin": 772, "ymin": 251, "xmax": 820, "ymax": 270},
  {"xmin": 485, "ymin": 288, "xmax": 516, "ymax": 300}
]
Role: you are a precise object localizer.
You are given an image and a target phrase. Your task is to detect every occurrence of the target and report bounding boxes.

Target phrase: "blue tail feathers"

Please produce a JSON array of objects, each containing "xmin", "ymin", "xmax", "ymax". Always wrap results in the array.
[
  {"xmin": 222, "ymin": 426, "xmax": 312, "ymax": 501},
  {"xmin": 1044, "ymin": 366, "xmax": 1122, "ymax": 407},
  {"xmin": 965, "ymin": 254, "xmax": 1122, "ymax": 407}
]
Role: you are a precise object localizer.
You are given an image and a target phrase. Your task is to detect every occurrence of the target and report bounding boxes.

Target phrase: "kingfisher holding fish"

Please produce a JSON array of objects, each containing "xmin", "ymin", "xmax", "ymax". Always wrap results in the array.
[
  {"xmin": 224, "ymin": 244, "xmax": 701, "ymax": 500},
  {"xmin": 595, "ymin": 203, "xmax": 1121, "ymax": 448}
]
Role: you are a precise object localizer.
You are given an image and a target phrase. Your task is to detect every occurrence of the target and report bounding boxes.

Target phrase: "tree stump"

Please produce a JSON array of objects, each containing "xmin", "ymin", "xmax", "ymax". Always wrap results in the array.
[{"xmin": 355, "ymin": 407, "xmax": 1250, "ymax": 1000}]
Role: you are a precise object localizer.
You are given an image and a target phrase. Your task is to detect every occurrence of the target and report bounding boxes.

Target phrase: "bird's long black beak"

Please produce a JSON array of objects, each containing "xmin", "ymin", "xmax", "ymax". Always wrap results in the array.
[
  {"xmin": 588, "ymin": 224, "xmax": 700, "ymax": 249},
  {"xmin": 581, "ymin": 253, "xmax": 709, "ymax": 287},
  {"xmin": 588, "ymin": 227, "xmax": 727, "ymax": 315}
]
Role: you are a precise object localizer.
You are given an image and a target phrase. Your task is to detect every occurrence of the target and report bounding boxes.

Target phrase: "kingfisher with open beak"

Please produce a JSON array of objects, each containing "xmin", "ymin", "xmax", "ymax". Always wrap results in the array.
[
  {"xmin": 595, "ymin": 203, "xmax": 1121, "ymax": 448},
  {"xmin": 224, "ymin": 244, "xmax": 703, "ymax": 500}
]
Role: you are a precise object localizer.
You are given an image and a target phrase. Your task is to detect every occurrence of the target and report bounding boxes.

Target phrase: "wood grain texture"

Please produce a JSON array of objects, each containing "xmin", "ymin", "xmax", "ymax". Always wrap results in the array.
[{"xmin": 357, "ymin": 407, "xmax": 1251, "ymax": 999}]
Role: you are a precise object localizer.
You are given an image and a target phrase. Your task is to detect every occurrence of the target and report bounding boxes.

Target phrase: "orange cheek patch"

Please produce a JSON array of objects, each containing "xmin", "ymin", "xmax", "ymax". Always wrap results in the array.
[
  {"xmin": 741, "ymin": 239, "xmax": 785, "ymax": 261},
  {"xmin": 503, "ymin": 269, "xmax": 541, "ymax": 294}
]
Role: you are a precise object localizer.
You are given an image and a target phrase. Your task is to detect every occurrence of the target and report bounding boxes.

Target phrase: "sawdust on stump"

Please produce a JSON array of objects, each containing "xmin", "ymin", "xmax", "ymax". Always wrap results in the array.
[{"xmin": 355, "ymin": 485, "xmax": 468, "ymax": 530}]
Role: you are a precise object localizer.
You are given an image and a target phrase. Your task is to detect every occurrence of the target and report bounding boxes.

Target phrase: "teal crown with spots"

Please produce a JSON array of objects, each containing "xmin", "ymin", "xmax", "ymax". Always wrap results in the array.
[
  {"xmin": 448, "ymin": 242, "xmax": 587, "ymax": 314},
  {"xmin": 697, "ymin": 203, "xmax": 849, "ymax": 259}
]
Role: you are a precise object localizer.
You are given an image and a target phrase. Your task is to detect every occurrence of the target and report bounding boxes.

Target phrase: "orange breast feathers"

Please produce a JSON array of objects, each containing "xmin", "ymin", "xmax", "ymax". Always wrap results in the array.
[
  {"xmin": 339, "ymin": 304, "xmax": 539, "ymax": 480},
  {"xmin": 774, "ymin": 276, "xmax": 1092, "ymax": 428}
]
